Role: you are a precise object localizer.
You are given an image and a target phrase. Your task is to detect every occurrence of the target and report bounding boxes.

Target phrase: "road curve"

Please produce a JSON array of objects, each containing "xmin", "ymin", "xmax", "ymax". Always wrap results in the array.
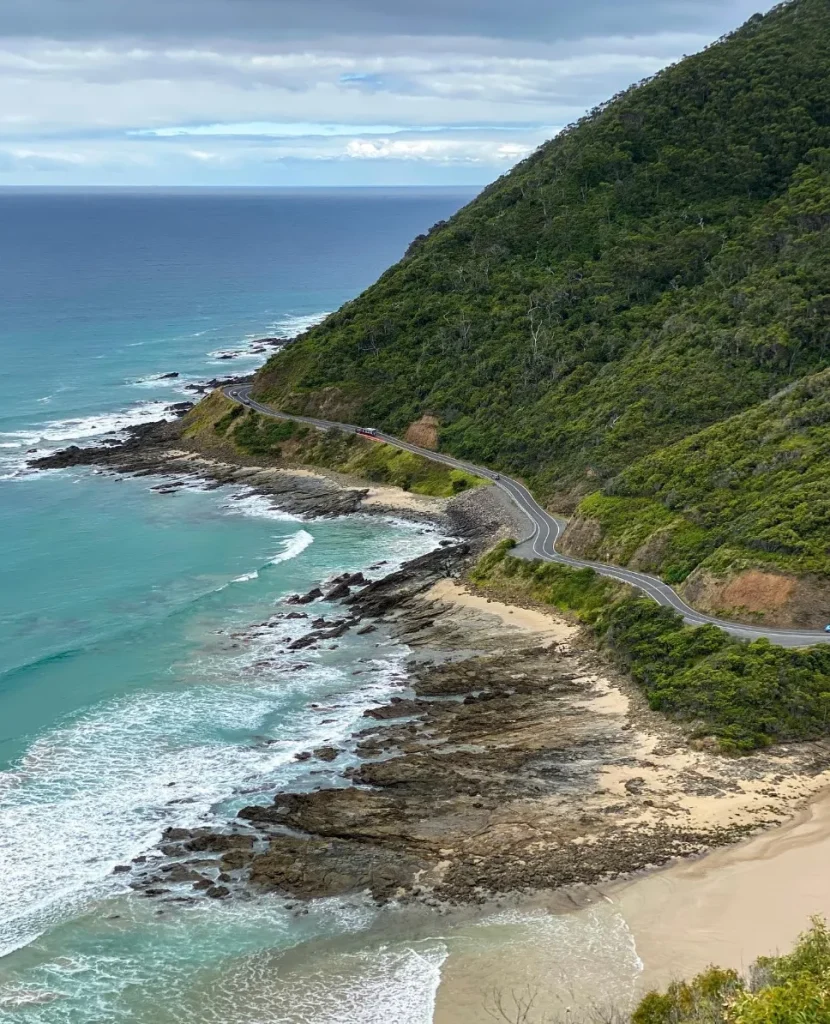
[{"xmin": 225, "ymin": 383, "xmax": 828, "ymax": 649}]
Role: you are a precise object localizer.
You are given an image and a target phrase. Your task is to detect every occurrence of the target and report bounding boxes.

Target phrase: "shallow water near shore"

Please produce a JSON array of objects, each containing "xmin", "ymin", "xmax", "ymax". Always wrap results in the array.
[{"xmin": 2, "ymin": 188, "xmax": 501, "ymax": 1019}]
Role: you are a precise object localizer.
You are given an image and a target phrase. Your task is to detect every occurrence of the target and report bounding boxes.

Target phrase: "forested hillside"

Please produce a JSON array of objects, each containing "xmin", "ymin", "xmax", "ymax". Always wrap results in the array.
[
  {"xmin": 563, "ymin": 369, "xmax": 830, "ymax": 577},
  {"xmin": 253, "ymin": 0, "xmax": 830, "ymax": 620}
]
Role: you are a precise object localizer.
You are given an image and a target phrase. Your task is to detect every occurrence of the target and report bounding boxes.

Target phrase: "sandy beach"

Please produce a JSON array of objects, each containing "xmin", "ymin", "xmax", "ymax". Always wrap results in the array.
[
  {"xmin": 425, "ymin": 578, "xmax": 579, "ymax": 643},
  {"xmin": 432, "ymin": 788, "xmax": 830, "ymax": 1021},
  {"xmin": 618, "ymin": 787, "xmax": 830, "ymax": 989},
  {"xmin": 426, "ymin": 580, "xmax": 830, "ymax": 1020}
]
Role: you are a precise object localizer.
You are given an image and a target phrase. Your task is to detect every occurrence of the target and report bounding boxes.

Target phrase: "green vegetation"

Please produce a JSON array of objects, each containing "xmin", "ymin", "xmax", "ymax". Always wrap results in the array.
[
  {"xmin": 231, "ymin": 411, "xmax": 302, "ymax": 458},
  {"xmin": 571, "ymin": 370, "xmax": 830, "ymax": 582},
  {"xmin": 255, "ymin": 0, "xmax": 830, "ymax": 534},
  {"xmin": 474, "ymin": 543, "xmax": 830, "ymax": 751},
  {"xmin": 211, "ymin": 404, "xmax": 244, "ymax": 436},
  {"xmin": 472, "ymin": 540, "xmax": 625, "ymax": 620},
  {"xmin": 633, "ymin": 918, "xmax": 830, "ymax": 1023},
  {"xmin": 181, "ymin": 390, "xmax": 484, "ymax": 498}
]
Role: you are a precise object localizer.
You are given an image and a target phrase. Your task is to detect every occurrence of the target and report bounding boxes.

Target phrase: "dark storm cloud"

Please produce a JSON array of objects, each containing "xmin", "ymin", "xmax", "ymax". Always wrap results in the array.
[{"xmin": 0, "ymin": 0, "xmax": 767, "ymax": 42}]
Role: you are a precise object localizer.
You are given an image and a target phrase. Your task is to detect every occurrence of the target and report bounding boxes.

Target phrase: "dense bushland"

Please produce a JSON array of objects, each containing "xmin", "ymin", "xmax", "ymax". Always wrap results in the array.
[
  {"xmin": 569, "ymin": 369, "xmax": 830, "ymax": 581},
  {"xmin": 473, "ymin": 542, "xmax": 830, "ymax": 751}
]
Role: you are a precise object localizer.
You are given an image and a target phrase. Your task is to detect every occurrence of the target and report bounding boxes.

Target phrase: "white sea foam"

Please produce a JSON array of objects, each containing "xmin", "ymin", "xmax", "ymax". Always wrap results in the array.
[
  {"xmin": 232, "ymin": 571, "xmax": 259, "ymax": 583},
  {"xmin": 194, "ymin": 941, "xmax": 448, "ymax": 1024},
  {"xmin": 270, "ymin": 311, "xmax": 331, "ymax": 338},
  {"xmin": 0, "ymin": 986, "xmax": 61, "ymax": 1009},
  {"xmin": 0, "ymin": 578, "xmax": 415, "ymax": 962},
  {"xmin": 218, "ymin": 490, "xmax": 301, "ymax": 522},
  {"xmin": 0, "ymin": 401, "xmax": 173, "ymax": 450},
  {"xmin": 204, "ymin": 311, "xmax": 330, "ymax": 366},
  {"xmin": 127, "ymin": 374, "xmax": 195, "ymax": 392},
  {"xmin": 271, "ymin": 529, "xmax": 314, "ymax": 565},
  {"xmin": 0, "ymin": 400, "xmax": 177, "ymax": 480},
  {"xmin": 0, "ymin": 660, "xmax": 399, "ymax": 959}
]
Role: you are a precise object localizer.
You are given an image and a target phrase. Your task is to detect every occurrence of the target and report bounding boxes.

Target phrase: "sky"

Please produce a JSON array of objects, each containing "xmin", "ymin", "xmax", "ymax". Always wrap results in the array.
[{"xmin": 0, "ymin": 0, "xmax": 779, "ymax": 187}]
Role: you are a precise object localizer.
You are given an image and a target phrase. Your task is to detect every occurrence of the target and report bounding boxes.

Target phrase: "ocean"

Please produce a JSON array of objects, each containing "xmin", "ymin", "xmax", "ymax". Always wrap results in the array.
[{"xmin": 0, "ymin": 188, "xmax": 642, "ymax": 1022}]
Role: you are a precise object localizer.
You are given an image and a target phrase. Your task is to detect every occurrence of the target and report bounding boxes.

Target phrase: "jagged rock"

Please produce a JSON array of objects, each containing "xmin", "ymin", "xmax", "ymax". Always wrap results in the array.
[
  {"xmin": 159, "ymin": 823, "xmax": 190, "ymax": 839},
  {"xmin": 329, "ymin": 572, "xmax": 366, "ymax": 587},
  {"xmin": 182, "ymin": 831, "xmax": 255, "ymax": 854},
  {"xmin": 363, "ymin": 698, "xmax": 429, "ymax": 720},
  {"xmin": 288, "ymin": 622, "xmax": 351, "ymax": 650},
  {"xmin": 286, "ymin": 588, "xmax": 323, "ymax": 606},
  {"xmin": 220, "ymin": 848, "xmax": 254, "ymax": 871},
  {"xmin": 313, "ymin": 746, "xmax": 340, "ymax": 762},
  {"xmin": 248, "ymin": 833, "xmax": 427, "ymax": 900},
  {"xmin": 159, "ymin": 864, "xmax": 206, "ymax": 884}
]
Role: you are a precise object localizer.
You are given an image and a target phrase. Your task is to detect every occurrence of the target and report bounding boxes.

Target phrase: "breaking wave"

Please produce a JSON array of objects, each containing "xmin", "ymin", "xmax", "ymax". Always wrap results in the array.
[{"xmin": 271, "ymin": 530, "xmax": 314, "ymax": 565}]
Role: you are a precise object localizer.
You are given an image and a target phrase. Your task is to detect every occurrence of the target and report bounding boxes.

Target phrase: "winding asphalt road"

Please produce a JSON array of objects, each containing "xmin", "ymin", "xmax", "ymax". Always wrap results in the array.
[{"xmin": 225, "ymin": 383, "xmax": 829, "ymax": 649}]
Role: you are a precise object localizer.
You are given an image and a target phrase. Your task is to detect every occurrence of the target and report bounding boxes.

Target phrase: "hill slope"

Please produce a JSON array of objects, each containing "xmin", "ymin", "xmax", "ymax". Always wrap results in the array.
[
  {"xmin": 253, "ymin": 0, "xmax": 830, "ymax": 621},
  {"xmin": 560, "ymin": 368, "xmax": 830, "ymax": 626}
]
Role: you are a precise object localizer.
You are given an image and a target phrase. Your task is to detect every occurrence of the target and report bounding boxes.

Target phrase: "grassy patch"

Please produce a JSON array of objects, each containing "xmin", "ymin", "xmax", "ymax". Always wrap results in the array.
[
  {"xmin": 180, "ymin": 390, "xmax": 238, "ymax": 436},
  {"xmin": 233, "ymin": 412, "xmax": 299, "ymax": 458},
  {"xmin": 212, "ymin": 404, "xmax": 244, "ymax": 436},
  {"xmin": 181, "ymin": 393, "xmax": 485, "ymax": 498}
]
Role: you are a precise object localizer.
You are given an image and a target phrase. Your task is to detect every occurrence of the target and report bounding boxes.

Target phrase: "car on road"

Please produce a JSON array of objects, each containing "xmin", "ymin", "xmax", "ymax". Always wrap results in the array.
[
  {"xmin": 357, "ymin": 427, "xmax": 379, "ymax": 438},
  {"xmin": 825, "ymin": 625, "xmax": 830, "ymax": 634}
]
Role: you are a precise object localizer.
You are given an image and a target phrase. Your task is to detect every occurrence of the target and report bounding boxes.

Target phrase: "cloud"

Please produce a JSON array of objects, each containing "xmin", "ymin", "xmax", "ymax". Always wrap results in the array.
[
  {"xmin": 344, "ymin": 137, "xmax": 534, "ymax": 162},
  {"xmin": 0, "ymin": 1, "xmax": 782, "ymax": 185},
  {"xmin": 0, "ymin": 0, "xmax": 774, "ymax": 44},
  {"xmin": 133, "ymin": 122, "xmax": 437, "ymax": 139}
]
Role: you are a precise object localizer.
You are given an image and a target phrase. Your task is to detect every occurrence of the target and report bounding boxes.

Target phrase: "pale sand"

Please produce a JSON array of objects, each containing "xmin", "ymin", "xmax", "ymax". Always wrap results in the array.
[
  {"xmin": 426, "ymin": 579, "xmax": 579, "ymax": 643},
  {"xmin": 429, "ymin": 579, "xmax": 830, "ymax": 1018},
  {"xmin": 361, "ymin": 485, "xmax": 448, "ymax": 513},
  {"xmin": 434, "ymin": 791, "xmax": 830, "ymax": 1022},
  {"xmin": 617, "ymin": 787, "xmax": 830, "ymax": 990}
]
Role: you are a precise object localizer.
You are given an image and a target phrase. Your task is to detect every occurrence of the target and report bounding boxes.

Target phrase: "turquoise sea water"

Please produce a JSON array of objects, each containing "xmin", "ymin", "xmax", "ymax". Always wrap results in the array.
[
  {"xmin": 0, "ymin": 188, "xmax": 645, "ymax": 1021},
  {"xmin": 0, "ymin": 189, "xmax": 474, "ymax": 1018}
]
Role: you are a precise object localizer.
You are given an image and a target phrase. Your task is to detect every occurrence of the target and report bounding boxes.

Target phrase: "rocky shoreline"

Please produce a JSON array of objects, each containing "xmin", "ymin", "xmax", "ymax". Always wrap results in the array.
[
  {"xmin": 31, "ymin": 408, "xmax": 830, "ymax": 917},
  {"xmin": 30, "ymin": 405, "xmax": 511, "ymax": 528},
  {"xmin": 117, "ymin": 540, "xmax": 830, "ymax": 911}
]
